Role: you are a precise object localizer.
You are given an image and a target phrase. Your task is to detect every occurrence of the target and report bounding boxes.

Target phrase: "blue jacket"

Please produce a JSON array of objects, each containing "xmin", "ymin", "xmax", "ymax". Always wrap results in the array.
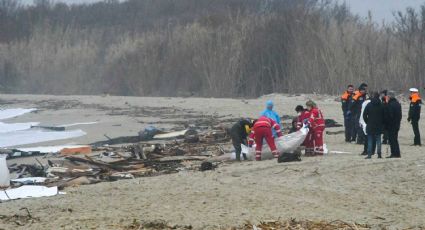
[{"xmin": 260, "ymin": 109, "xmax": 282, "ymax": 137}]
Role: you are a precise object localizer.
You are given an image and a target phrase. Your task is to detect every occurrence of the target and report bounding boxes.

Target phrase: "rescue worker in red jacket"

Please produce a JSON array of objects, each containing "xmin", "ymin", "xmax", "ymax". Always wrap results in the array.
[
  {"xmin": 295, "ymin": 105, "xmax": 310, "ymax": 130},
  {"xmin": 248, "ymin": 116, "xmax": 282, "ymax": 161},
  {"xmin": 295, "ymin": 105, "xmax": 310, "ymax": 146},
  {"xmin": 305, "ymin": 100, "xmax": 326, "ymax": 156}
]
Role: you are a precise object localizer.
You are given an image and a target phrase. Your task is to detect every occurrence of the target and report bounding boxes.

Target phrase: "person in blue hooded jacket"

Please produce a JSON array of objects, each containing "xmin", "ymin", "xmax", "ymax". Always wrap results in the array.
[{"xmin": 260, "ymin": 100, "xmax": 282, "ymax": 137}]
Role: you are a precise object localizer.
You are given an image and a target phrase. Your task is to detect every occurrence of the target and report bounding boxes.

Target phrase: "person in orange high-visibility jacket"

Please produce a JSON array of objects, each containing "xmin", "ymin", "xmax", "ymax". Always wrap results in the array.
[
  {"xmin": 349, "ymin": 85, "xmax": 367, "ymax": 144},
  {"xmin": 341, "ymin": 85, "xmax": 354, "ymax": 142},
  {"xmin": 248, "ymin": 116, "xmax": 282, "ymax": 161},
  {"xmin": 408, "ymin": 88, "xmax": 422, "ymax": 146},
  {"xmin": 305, "ymin": 100, "xmax": 326, "ymax": 156}
]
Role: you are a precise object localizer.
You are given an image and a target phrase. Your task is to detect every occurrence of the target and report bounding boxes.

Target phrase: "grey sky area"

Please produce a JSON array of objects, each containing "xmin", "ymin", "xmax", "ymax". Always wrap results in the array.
[
  {"xmin": 338, "ymin": 0, "xmax": 424, "ymax": 23},
  {"xmin": 21, "ymin": 0, "xmax": 425, "ymax": 22}
]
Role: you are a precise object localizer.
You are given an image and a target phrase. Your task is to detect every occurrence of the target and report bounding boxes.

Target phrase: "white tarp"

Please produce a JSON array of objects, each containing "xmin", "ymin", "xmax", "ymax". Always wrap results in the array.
[
  {"xmin": 0, "ymin": 108, "xmax": 36, "ymax": 120},
  {"xmin": 0, "ymin": 185, "xmax": 60, "ymax": 201},
  {"xmin": 239, "ymin": 126, "xmax": 309, "ymax": 161},
  {"xmin": 0, "ymin": 130, "xmax": 86, "ymax": 148}
]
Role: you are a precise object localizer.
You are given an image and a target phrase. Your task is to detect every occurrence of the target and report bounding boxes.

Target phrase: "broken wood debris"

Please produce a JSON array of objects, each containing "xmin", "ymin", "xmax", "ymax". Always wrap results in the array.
[{"xmin": 8, "ymin": 127, "xmax": 232, "ymax": 190}]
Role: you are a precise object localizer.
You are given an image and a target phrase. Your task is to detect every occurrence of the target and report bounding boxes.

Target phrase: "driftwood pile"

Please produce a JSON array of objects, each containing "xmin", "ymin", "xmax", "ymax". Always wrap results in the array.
[{"xmin": 8, "ymin": 128, "xmax": 231, "ymax": 190}]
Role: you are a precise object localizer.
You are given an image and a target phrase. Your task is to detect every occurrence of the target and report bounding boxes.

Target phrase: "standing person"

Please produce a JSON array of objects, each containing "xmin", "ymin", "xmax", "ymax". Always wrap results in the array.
[
  {"xmin": 408, "ymin": 88, "xmax": 422, "ymax": 146},
  {"xmin": 350, "ymin": 85, "xmax": 367, "ymax": 144},
  {"xmin": 381, "ymin": 90, "xmax": 390, "ymax": 144},
  {"xmin": 341, "ymin": 85, "xmax": 355, "ymax": 142},
  {"xmin": 261, "ymin": 100, "xmax": 282, "ymax": 137},
  {"xmin": 363, "ymin": 92, "xmax": 385, "ymax": 159},
  {"xmin": 359, "ymin": 95, "xmax": 373, "ymax": 155},
  {"xmin": 305, "ymin": 100, "xmax": 325, "ymax": 156},
  {"xmin": 230, "ymin": 119, "xmax": 253, "ymax": 161},
  {"xmin": 385, "ymin": 91, "xmax": 402, "ymax": 158},
  {"xmin": 248, "ymin": 116, "xmax": 282, "ymax": 161}
]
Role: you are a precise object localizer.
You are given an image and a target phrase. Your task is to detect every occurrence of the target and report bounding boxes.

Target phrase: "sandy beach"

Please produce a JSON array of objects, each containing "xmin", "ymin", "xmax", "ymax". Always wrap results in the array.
[{"xmin": 0, "ymin": 93, "xmax": 424, "ymax": 229}]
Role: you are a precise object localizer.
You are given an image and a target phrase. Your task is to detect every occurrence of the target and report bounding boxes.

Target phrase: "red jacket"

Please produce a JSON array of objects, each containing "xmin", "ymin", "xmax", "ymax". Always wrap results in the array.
[
  {"xmin": 248, "ymin": 116, "xmax": 282, "ymax": 146},
  {"xmin": 297, "ymin": 110, "xmax": 310, "ymax": 130},
  {"xmin": 308, "ymin": 108, "xmax": 325, "ymax": 129}
]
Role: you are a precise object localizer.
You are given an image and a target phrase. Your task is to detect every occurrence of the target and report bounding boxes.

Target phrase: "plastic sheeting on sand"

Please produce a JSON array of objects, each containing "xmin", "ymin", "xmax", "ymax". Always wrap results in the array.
[
  {"xmin": 0, "ymin": 108, "xmax": 36, "ymax": 120},
  {"xmin": 239, "ymin": 127, "xmax": 309, "ymax": 161},
  {"xmin": 0, "ymin": 130, "xmax": 86, "ymax": 148},
  {"xmin": 0, "ymin": 185, "xmax": 60, "ymax": 201}
]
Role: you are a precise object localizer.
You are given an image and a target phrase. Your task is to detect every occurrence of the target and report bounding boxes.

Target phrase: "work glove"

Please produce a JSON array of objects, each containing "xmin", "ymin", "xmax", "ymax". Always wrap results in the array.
[{"xmin": 303, "ymin": 119, "xmax": 311, "ymax": 128}]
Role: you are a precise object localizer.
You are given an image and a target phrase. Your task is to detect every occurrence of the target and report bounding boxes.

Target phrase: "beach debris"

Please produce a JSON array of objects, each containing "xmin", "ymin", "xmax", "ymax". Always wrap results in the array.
[
  {"xmin": 278, "ymin": 150, "xmax": 302, "ymax": 163},
  {"xmin": 0, "ymin": 185, "xmax": 62, "ymax": 201},
  {"xmin": 138, "ymin": 126, "xmax": 161, "ymax": 141},
  {"xmin": 60, "ymin": 146, "xmax": 92, "ymax": 156},
  {"xmin": 6, "ymin": 125, "xmax": 232, "ymax": 191},
  {"xmin": 30, "ymin": 125, "xmax": 65, "ymax": 131},
  {"xmin": 199, "ymin": 162, "xmax": 215, "ymax": 171},
  {"xmin": 10, "ymin": 177, "xmax": 47, "ymax": 186},
  {"xmin": 326, "ymin": 130, "xmax": 345, "ymax": 135},
  {"xmin": 0, "ymin": 208, "xmax": 40, "ymax": 226},
  {"xmin": 153, "ymin": 129, "xmax": 190, "ymax": 139},
  {"xmin": 238, "ymin": 219, "xmax": 370, "ymax": 230},
  {"xmin": 0, "ymin": 154, "xmax": 10, "ymax": 188}
]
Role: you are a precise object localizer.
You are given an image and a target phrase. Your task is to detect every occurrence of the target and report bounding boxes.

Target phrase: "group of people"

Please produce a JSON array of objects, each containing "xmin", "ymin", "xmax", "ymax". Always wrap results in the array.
[
  {"xmin": 230, "ymin": 100, "xmax": 325, "ymax": 161},
  {"xmin": 341, "ymin": 84, "xmax": 422, "ymax": 159},
  {"xmin": 229, "ymin": 84, "xmax": 422, "ymax": 162}
]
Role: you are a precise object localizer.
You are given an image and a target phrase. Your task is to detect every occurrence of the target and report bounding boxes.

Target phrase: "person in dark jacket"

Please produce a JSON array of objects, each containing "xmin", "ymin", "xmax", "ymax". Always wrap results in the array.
[
  {"xmin": 363, "ymin": 92, "xmax": 384, "ymax": 159},
  {"xmin": 341, "ymin": 85, "xmax": 354, "ymax": 142},
  {"xmin": 230, "ymin": 119, "xmax": 253, "ymax": 161},
  {"xmin": 408, "ymin": 88, "xmax": 422, "ymax": 146},
  {"xmin": 380, "ymin": 90, "xmax": 390, "ymax": 144},
  {"xmin": 349, "ymin": 85, "xmax": 367, "ymax": 144},
  {"xmin": 385, "ymin": 91, "xmax": 402, "ymax": 158}
]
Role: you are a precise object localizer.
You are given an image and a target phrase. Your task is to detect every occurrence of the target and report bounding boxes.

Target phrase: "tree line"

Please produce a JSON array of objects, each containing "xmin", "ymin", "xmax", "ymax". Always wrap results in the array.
[{"xmin": 0, "ymin": 0, "xmax": 424, "ymax": 97}]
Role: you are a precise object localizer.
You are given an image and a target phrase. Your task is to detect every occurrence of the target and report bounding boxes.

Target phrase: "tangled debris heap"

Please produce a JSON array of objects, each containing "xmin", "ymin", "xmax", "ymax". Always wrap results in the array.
[{"xmin": 7, "ymin": 127, "xmax": 232, "ymax": 190}]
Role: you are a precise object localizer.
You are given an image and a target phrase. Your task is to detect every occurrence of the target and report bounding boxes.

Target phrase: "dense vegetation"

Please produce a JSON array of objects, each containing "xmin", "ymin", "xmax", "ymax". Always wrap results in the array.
[{"xmin": 0, "ymin": 0, "xmax": 424, "ymax": 97}]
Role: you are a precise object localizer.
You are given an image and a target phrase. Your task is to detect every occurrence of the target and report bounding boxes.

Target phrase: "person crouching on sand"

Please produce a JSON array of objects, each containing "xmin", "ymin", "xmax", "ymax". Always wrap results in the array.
[
  {"xmin": 230, "ymin": 119, "xmax": 253, "ymax": 161},
  {"xmin": 248, "ymin": 116, "xmax": 282, "ymax": 161}
]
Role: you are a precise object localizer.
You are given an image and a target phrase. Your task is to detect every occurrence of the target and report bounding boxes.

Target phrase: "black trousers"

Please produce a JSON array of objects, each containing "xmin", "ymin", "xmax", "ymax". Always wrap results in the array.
[
  {"xmin": 231, "ymin": 133, "xmax": 247, "ymax": 160},
  {"xmin": 388, "ymin": 129, "xmax": 400, "ymax": 157},
  {"xmin": 344, "ymin": 113, "xmax": 352, "ymax": 141},
  {"xmin": 412, "ymin": 120, "xmax": 421, "ymax": 145},
  {"xmin": 355, "ymin": 114, "xmax": 364, "ymax": 144},
  {"xmin": 349, "ymin": 114, "xmax": 357, "ymax": 141}
]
